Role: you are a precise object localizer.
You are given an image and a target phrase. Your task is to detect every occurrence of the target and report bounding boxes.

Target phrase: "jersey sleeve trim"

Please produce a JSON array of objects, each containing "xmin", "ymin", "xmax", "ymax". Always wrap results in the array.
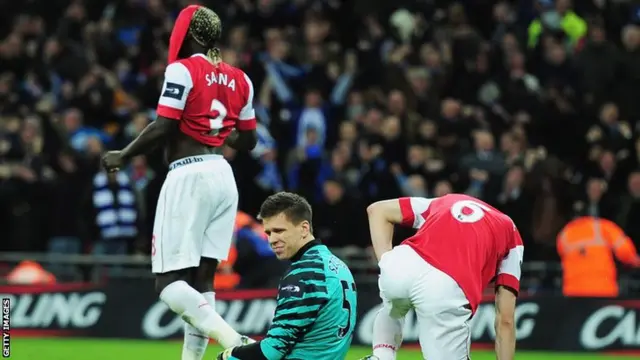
[
  {"xmin": 237, "ymin": 118, "xmax": 257, "ymax": 131},
  {"xmin": 399, "ymin": 198, "xmax": 415, "ymax": 227},
  {"xmin": 156, "ymin": 104, "xmax": 183, "ymax": 120},
  {"xmin": 496, "ymin": 245, "xmax": 524, "ymax": 295},
  {"xmin": 237, "ymin": 72, "xmax": 257, "ymax": 131},
  {"xmin": 399, "ymin": 197, "xmax": 433, "ymax": 229},
  {"xmin": 156, "ymin": 62, "xmax": 193, "ymax": 120},
  {"xmin": 496, "ymin": 273, "xmax": 520, "ymax": 294}
]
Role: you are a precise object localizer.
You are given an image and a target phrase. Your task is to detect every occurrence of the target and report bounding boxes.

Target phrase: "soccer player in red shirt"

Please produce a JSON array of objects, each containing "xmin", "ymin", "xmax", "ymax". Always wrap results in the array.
[
  {"xmin": 102, "ymin": 6, "xmax": 256, "ymax": 360},
  {"xmin": 363, "ymin": 194, "xmax": 523, "ymax": 360}
]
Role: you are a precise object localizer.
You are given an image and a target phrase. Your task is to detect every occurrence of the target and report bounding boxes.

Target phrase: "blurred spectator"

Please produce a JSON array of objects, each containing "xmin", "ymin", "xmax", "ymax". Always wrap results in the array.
[
  {"xmin": 573, "ymin": 177, "xmax": 618, "ymax": 220},
  {"xmin": 83, "ymin": 167, "xmax": 141, "ymax": 255},
  {"xmin": 233, "ymin": 211, "xmax": 284, "ymax": 289},
  {"xmin": 460, "ymin": 130, "xmax": 506, "ymax": 200},
  {"xmin": 315, "ymin": 178, "xmax": 367, "ymax": 248},
  {"xmin": 527, "ymin": 0, "xmax": 587, "ymax": 49},
  {"xmin": 617, "ymin": 171, "xmax": 640, "ymax": 246},
  {"xmin": 557, "ymin": 216, "xmax": 640, "ymax": 297}
]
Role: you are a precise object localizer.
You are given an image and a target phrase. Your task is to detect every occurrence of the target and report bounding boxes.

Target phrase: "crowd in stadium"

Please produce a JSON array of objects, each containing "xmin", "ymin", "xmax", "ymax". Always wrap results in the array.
[{"xmin": 1, "ymin": 0, "xmax": 640, "ymax": 273}]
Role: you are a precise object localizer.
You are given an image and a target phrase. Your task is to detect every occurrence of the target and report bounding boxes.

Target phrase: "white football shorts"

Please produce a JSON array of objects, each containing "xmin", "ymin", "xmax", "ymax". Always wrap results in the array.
[
  {"xmin": 378, "ymin": 245, "xmax": 472, "ymax": 360},
  {"xmin": 151, "ymin": 154, "xmax": 238, "ymax": 273}
]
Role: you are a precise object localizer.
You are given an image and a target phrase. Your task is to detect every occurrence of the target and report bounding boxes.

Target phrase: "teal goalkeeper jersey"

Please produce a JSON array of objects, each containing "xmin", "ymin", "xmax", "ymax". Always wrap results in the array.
[{"xmin": 259, "ymin": 240, "xmax": 357, "ymax": 360}]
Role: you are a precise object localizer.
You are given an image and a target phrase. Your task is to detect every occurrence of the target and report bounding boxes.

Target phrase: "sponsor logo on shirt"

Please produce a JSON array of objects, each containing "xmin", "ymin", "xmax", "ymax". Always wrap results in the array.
[
  {"xmin": 281, "ymin": 285, "xmax": 301, "ymax": 293},
  {"xmin": 277, "ymin": 283, "xmax": 303, "ymax": 300},
  {"xmin": 162, "ymin": 82, "xmax": 185, "ymax": 100}
]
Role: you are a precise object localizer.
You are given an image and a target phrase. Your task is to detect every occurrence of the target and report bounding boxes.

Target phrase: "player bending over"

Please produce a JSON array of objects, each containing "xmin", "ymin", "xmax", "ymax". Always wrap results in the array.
[
  {"xmin": 217, "ymin": 192, "xmax": 358, "ymax": 360},
  {"xmin": 102, "ymin": 5, "xmax": 257, "ymax": 360},
  {"xmin": 362, "ymin": 193, "xmax": 523, "ymax": 360}
]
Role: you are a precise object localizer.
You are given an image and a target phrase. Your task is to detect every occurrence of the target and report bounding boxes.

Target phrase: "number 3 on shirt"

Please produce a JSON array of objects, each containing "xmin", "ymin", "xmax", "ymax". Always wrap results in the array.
[
  {"xmin": 450, "ymin": 200, "xmax": 490, "ymax": 223},
  {"xmin": 338, "ymin": 280, "xmax": 356, "ymax": 338},
  {"xmin": 208, "ymin": 99, "xmax": 227, "ymax": 135}
]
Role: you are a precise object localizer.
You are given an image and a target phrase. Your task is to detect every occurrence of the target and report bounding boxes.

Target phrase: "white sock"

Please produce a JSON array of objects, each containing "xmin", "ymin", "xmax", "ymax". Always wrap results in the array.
[
  {"xmin": 372, "ymin": 307, "xmax": 404, "ymax": 360},
  {"xmin": 182, "ymin": 292, "xmax": 215, "ymax": 360},
  {"xmin": 159, "ymin": 281, "xmax": 242, "ymax": 348}
]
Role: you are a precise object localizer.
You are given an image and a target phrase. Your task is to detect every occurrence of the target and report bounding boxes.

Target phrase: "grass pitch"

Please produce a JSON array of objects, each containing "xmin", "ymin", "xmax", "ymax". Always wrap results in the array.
[{"xmin": 7, "ymin": 338, "xmax": 628, "ymax": 359}]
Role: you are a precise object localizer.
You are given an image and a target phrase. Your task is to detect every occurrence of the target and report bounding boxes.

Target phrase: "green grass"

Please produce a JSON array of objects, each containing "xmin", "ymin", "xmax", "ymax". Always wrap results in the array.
[{"xmin": 7, "ymin": 338, "xmax": 627, "ymax": 359}]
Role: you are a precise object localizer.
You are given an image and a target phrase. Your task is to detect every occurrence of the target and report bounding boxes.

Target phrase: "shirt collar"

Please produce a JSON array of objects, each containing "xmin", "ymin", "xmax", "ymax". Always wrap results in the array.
[{"xmin": 290, "ymin": 239, "xmax": 322, "ymax": 262}]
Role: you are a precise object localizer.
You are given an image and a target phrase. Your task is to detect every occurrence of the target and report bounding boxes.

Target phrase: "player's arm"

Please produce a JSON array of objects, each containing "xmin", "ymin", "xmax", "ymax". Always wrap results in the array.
[
  {"xmin": 120, "ymin": 117, "xmax": 177, "ymax": 161},
  {"xmin": 494, "ymin": 230, "xmax": 524, "ymax": 360},
  {"xmin": 495, "ymin": 285, "xmax": 517, "ymax": 360},
  {"xmin": 229, "ymin": 270, "xmax": 329, "ymax": 360},
  {"xmin": 121, "ymin": 63, "xmax": 191, "ymax": 160},
  {"xmin": 366, "ymin": 197, "xmax": 433, "ymax": 261},
  {"xmin": 225, "ymin": 73, "xmax": 257, "ymax": 151}
]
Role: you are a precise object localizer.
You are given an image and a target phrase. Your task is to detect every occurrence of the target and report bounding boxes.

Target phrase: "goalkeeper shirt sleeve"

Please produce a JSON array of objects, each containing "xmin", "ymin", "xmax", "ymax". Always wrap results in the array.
[{"xmin": 232, "ymin": 260, "xmax": 329, "ymax": 360}]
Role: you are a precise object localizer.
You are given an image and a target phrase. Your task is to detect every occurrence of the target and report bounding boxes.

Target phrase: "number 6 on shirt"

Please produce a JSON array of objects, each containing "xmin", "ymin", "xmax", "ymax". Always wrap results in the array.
[
  {"xmin": 450, "ymin": 199, "xmax": 490, "ymax": 223},
  {"xmin": 209, "ymin": 99, "xmax": 227, "ymax": 134}
]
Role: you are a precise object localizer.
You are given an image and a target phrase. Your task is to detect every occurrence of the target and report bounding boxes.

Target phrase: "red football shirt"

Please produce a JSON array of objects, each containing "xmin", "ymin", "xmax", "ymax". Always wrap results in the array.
[
  {"xmin": 399, "ymin": 194, "xmax": 524, "ymax": 313},
  {"xmin": 156, "ymin": 54, "xmax": 257, "ymax": 146}
]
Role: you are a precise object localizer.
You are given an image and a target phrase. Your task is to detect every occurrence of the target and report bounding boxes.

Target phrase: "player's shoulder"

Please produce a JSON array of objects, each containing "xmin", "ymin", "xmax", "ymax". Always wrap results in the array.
[
  {"xmin": 304, "ymin": 244, "xmax": 344, "ymax": 266},
  {"xmin": 436, "ymin": 193, "xmax": 487, "ymax": 205},
  {"xmin": 164, "ymin": 60, "xmax": 192, "ymax": 81},
  {"xmin": 211, "ymin": 62, "xmax": 253, "ymax": 100},
  {"xmin": 440, "ymin": 194, "xmax": 506, "ymax": 214},
  {"xmin": 167, "ymin": 58, "xmax": 197, "ymax": 74},
  {"xmin": 287, "ymin": 245, "xmax": 327, "ymax": 277},
  {"xmin": 170, "ymin": 57, "xmax": 249, "ymax": 79},
  {"xmin": 281, "ymin": 250, "xmax": 331, "ymax": 297},
  {"xmin": 323, "ymin": 248, "xmax": 355, "ymax": 283},
  {"xmin": 217, "ymin": 61, "xmax": 247, "ymax": 75},
  {"xmin": 216, "ymin": 62, "xmax": 251, "ymax": 84}
]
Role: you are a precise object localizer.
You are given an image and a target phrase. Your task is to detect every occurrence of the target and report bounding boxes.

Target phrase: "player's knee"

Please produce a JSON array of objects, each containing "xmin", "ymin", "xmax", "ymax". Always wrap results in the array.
[
  {"xmin": 155, "ymin": 270, "xmax": 190, "ymax": 294},
  {"xmin": 192, "ymin": 278, "xmax": 213, "ymax": 293},
  {"xmin": 155, "ymin": 275, "xmax": 173, "ymax": 294},
  {"xmin": 193, "ymin": 257, "xmax": 219, "ymax": 292}
]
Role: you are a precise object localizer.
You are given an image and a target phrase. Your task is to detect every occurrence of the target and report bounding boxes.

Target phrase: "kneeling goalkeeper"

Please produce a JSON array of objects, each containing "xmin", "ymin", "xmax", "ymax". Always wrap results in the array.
[{"xmin": 218, "ymin": 192, "xmax": 358, "ymax": 360}]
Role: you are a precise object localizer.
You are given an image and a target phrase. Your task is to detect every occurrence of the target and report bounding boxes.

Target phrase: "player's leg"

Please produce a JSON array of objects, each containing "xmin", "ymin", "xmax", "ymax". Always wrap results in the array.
[
  {"xmin": 152, "ymin": 172, "xmax": 210, "ymax": 360},
  {"xmin": 370, "ymin": 246, "xmax": 417, "ymax": 360},
  {"xmin": 151, "ymin": 167, "xmax": 241, "ymax": 350},
  {"xmin": 185, "ymin": 159, "xmax": 245, "ymax": 349},
  {"xmin": 200, "ymin": 159, "xmax": 238, "ymax": 267},
  {"xmin": 411, "ymin": 263, "xmax": 472, "ymax": 360},
  {"xmin": 155, "ymin": 269, "xmax": 241, "ymax": 348},
  {"xmin": 190, "ymin": 159, "xmax": 243, "ymax": 352},
  {"xmin": 181, "ymin": 258, "xmax": 218, "ymax": 360},
  {"xmin": 371, "ymin": 299, "xmax": 409, "ymax": 360}
]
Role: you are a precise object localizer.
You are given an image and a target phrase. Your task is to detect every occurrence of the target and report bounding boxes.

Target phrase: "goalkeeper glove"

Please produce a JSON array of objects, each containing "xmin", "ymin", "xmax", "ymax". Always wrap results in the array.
[
  {"xmin": 217, "ymin": 336, "xmax": 256, "ymax": 359},
  {"xmin": 216, "ymin": 347, "xmax": 238, "ymax": 360}
]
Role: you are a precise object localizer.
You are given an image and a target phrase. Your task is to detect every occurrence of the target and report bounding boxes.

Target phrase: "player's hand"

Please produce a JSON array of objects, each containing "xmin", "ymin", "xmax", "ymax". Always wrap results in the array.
[
  {"xmin": 216, "ymin": 336, "xmax": 254, "ymax": 359},
  {"xmin": 216, "ymin": 347, "xmax": 237, "ymax": 360},
  {"xmin": 102, "ymin": 150, "xmax": 124, "ymax": 172}
]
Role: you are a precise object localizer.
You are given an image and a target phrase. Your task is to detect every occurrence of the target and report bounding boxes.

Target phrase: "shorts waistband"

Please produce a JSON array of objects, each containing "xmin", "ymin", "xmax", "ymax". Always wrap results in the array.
[{"xmin": 168, "ymin": 154, "xmax": 223, "ymax": 171}]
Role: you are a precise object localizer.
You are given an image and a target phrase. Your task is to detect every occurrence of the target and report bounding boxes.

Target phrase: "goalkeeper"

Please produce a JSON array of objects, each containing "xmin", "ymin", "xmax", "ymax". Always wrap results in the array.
[{"xmin": 217, "ymin": 192, "xmax": 358, "ymax": 360}]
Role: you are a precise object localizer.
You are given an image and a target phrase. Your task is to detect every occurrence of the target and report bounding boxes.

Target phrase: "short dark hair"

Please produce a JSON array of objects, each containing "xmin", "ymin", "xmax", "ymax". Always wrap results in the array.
[{"xmin": 258, "ymin": 192, "xmax": 313, "ymax": 226}]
